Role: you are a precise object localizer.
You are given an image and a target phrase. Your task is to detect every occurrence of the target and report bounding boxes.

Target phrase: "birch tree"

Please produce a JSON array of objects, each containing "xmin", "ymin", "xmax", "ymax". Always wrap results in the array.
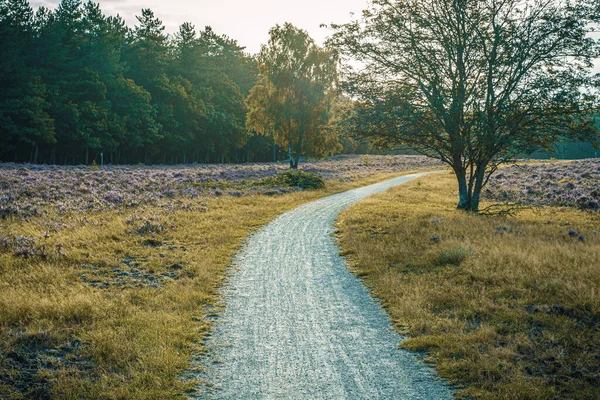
[{"xmin": 247, "ymin": 23, "xmax": 340, "ymax": 169}]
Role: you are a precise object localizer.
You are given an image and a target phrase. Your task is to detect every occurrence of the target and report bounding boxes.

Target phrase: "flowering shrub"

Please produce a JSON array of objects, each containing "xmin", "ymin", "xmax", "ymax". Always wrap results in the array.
[
  {"xmin": 485, "ymin": 160, "xmax": 600, "ymax": 211},
  {"xmin": 0, "ymin": 235, "xmax": 50, "ymax": 259}
]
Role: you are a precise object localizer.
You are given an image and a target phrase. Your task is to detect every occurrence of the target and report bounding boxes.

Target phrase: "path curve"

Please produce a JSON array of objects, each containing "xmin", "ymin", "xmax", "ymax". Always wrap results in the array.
[{"xmin": 196, "ymin": 173, "xmax": 453, "ymax": 399}]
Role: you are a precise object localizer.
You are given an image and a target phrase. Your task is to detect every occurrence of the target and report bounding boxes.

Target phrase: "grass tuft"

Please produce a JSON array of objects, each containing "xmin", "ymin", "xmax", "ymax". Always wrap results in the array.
[{"xmin": 434, "ymin": 247, "xmax": 472, "ymax": 266}]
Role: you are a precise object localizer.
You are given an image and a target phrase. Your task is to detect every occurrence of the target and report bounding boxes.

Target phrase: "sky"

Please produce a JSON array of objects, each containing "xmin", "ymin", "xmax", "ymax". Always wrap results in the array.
[
  {"xmin": 29, "ymin": 0, "xmax": 600, "ymax": 73},
  {"xmin": 30, "ymin": 0, "xmax": 370, "ymax": 55}
]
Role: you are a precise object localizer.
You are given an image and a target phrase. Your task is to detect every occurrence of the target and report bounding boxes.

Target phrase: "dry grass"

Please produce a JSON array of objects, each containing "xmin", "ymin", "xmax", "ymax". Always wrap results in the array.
[
  {"xmin": 337, "ymin": 171, "xmax": 600, "ymax": 399},
  {"xmin": 0, "ymin": 171, "xmax": 420, "ymax": 399}
]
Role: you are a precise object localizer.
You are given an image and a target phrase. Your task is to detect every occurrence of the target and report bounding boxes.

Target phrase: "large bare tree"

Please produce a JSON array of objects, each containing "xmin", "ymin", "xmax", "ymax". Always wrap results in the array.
[{"xmin": 329, "ymin": 0, "xmax": 600, "ymax": 211}]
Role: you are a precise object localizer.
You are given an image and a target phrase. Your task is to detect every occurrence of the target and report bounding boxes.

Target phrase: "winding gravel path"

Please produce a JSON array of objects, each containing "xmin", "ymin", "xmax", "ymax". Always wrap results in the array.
[{"xmin": 196, "ymin": 173, "xmax": 454, "ymax": 399}]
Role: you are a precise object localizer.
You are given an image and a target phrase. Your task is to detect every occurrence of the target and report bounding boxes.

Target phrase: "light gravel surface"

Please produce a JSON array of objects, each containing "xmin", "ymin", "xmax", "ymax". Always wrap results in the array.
[{"xmin": 195, "ymin": 173, "xmax": 454, "ymax": 399}]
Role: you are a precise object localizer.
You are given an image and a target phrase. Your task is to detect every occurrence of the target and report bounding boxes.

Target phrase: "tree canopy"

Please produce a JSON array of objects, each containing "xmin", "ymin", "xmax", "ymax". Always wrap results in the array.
[
  {"xmin": 246, "ymin": 23, "xmax": 341, "ymax": 169},
  {"xmin": 329, "ymin": 0, "xmax": 600, "ymax": 211},
  {"xmin": 0, "ymin": 0, "xmax": 263, "ymax": 164}
]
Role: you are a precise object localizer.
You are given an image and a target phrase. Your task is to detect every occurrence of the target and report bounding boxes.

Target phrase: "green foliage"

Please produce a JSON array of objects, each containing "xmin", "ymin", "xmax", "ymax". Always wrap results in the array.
[
  {"xmin": 246, "ymin": 23, "xmax": 341, "ymax": 169},
  {"xmin": 0, "ymin": 0, "xmax": 260, "ymax": 165},
  {"xmin": 0, "ymin": 0, "xmax": 54, "ymax": 162},
  {"xmin": 434, "ymin": 247, "xmax": 472, "ymax": 266},
  {"xmin": 330, "ymin": 0, "xmax": 600, "ymax": 211},
  {"xmin": 273, "ymin": 170, "xmax": 325, "ymax": 190}
]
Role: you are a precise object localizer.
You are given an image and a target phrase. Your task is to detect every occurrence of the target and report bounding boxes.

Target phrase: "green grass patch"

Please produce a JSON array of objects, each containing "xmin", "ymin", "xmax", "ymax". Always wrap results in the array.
[
  {"xmin": 435, "ymin": 247, "xmax": 472, "ymax": 266},
  {"xmin": 266, "ymin": 169, "xmax": 326, "ymax": 190}
]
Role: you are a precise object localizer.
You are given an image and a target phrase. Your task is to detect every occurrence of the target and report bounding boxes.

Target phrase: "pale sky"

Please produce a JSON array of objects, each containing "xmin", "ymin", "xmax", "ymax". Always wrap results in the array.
[
  {"xmin": 30, "ymin": 0, "xmax": 600, "ymax": 73},
  {"xmin": 30, "ymin": 0, "xmax": 370, "ymax": 55}
]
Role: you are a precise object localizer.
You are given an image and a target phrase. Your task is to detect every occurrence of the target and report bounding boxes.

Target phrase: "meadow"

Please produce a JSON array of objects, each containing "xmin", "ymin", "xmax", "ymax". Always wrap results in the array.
[
  {"xmin": 337, "ymin": 159, "xmax": 600, "ymax": 399},
  {"xmin": 0, "ymin": 155, "xmax": 441, "ymax": 399},
  {"xmin": 0, "ymin": 155, "xmax": 439, "ymax": 220}
]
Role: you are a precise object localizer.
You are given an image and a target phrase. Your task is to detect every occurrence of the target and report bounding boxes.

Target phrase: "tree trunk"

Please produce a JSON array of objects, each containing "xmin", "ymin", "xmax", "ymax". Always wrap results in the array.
[
  {"xmin": 295, "ymin": 135, "xmax": 303, "ymax": 169},
  {"xmin": 33, "ymin": 143, "xmax": 39, "ymax": 164},
  {"xmin": 456, "ymin": 168, "xmax": 471, "ymax": 210},
  {"xmin": 290, "ymin": 155, "xmax": 299, "ymax": 169},
  {"xmin": 469, "ymin": 164, "xmax": 488, "ymax": 213},
  {"xmin": 455, "ymin": 164, "xmax": 488, "ymax": 213},
  {"xmin": 288, "ymin": 136, "xmax": 302, "ymax": 169},
  {"xmin": 85, "ymin": 147, "xmax": 89, "ymax": 165}
]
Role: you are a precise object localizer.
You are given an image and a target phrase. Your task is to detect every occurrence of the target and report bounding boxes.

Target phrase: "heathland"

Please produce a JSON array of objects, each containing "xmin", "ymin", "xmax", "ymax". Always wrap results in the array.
[
  {"xmin": 337, "ymin": 159, "xmax": 600, "ymax": 399},
  {"xmin": 0, "ymin": 155, "xmax": 441, "ymax": 399}
]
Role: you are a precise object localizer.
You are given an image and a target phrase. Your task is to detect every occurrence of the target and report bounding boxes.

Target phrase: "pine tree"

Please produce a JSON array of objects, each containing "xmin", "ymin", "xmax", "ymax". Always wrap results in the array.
[{"xmin": 0, "ymin": 0, "xmax": 54, "ymax": 163}]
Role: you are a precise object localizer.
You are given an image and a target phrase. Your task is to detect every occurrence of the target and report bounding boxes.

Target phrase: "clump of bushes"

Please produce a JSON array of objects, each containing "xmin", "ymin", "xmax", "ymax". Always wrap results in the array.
[
  {"xmin": 576, "ymin": 196, "xmax": 599, "ymax": 211},
  {"xmin": 273, "ymin": 170, "xmax": 325, "ymax": 190}
]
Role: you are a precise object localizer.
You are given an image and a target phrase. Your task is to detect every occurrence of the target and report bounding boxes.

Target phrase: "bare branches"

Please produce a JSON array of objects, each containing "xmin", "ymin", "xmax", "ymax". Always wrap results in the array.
[
  {"xmin": 330, "ymin": 0, "xmax": 600, "ymax": 211},
  {"xmin": 478, "ymin": 202, "xmax": 524, "ymax": 217}
]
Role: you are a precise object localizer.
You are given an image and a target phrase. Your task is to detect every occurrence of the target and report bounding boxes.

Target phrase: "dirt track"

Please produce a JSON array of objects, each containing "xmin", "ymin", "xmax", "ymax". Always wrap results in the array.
[{"xmin": 196, "ymin": 173, "xmax": 454, "ymax": 399}]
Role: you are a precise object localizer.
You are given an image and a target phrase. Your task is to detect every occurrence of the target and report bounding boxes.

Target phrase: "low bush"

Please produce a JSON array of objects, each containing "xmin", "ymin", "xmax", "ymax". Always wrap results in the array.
[{"xmin": 274, "ymin": 170, "xmax": 325, "ymax": 190}]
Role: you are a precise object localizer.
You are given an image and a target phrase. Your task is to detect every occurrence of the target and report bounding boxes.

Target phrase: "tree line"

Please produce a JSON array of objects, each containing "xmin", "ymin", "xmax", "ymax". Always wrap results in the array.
[
  {"xmin": 2, "ymin": 0, "xmax": 599, "ymax": 210},
  {"xmin": 0, "ymin": 0, "xmax": 301, "ymax": 165}
]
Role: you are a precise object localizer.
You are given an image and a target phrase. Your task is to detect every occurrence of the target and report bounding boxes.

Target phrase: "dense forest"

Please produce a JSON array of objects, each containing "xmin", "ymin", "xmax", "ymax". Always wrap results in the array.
[
  {"xmin": 1, "ymin": 0, "xmax": 597, "ymax": 166},
  {"xmin": 0, "ymin": 0, "xmax": 300, "ymax": 165}
]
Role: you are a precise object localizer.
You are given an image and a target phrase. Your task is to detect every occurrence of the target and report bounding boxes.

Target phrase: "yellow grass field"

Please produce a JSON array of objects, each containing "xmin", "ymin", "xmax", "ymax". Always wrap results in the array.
[
  {"xmin": 337, "ymin": 171, "xmax": 600, "ymax": 399},
  {"xmin": 0, "ymin": 171, "xmax": 416, "ymax": 399}
]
